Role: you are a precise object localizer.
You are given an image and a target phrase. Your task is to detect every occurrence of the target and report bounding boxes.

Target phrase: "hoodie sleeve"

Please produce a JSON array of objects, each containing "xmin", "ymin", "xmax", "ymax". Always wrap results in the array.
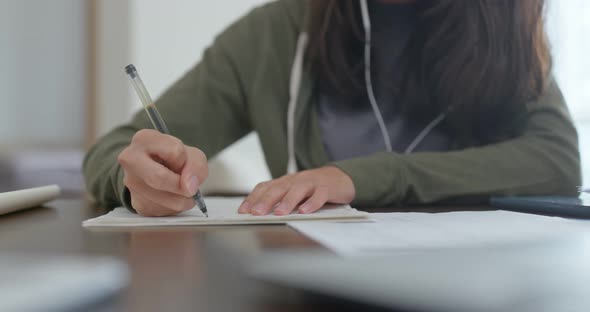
[{"xmin": 332, "ymin": 79, "xmax": 581, "ymax": 207}]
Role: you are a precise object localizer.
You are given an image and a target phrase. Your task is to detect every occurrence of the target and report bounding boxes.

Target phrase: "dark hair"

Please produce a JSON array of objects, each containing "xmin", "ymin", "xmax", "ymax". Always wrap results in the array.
[{"xmin": 307, "ymin": 0, "xmax": 551, "ymax": 142}]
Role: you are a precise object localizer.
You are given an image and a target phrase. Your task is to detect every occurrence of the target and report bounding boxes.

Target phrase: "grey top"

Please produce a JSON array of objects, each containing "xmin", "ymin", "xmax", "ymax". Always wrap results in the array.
[{"xmin": 318, "ymin": 1, "xmax": 451, "ymax": 162}]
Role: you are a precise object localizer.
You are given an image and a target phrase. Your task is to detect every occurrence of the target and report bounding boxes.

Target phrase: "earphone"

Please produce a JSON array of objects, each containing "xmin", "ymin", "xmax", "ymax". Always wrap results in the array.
[
  {"xmin": 285, "ymin": 2, "xmax": 449, "ymax": 174},
  {"xmin": 359, "ymin": 0, "xmax": 447, "ymax": 155}
]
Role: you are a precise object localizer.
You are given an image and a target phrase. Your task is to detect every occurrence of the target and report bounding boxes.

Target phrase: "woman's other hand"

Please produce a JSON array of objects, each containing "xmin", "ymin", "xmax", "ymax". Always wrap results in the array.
[{"xmin": 238, "ymin": 167, "xmax": 355, "ymax": 216}]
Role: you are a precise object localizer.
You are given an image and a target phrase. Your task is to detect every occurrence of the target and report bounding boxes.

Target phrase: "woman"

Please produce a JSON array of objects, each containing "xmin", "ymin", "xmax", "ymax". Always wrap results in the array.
[{"xmin": 84, "ymin": 0, "xmax": 580, "ymax": 217}]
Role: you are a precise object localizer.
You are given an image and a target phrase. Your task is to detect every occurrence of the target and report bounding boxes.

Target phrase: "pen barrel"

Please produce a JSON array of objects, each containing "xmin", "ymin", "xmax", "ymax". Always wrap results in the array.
[
  {"xmin": 145, "ymin": 105, "xmax": 170, "ymax": 134},
  {"xmin": 125, "ymin": 65, "xmax": 169, "ymax": 133}
]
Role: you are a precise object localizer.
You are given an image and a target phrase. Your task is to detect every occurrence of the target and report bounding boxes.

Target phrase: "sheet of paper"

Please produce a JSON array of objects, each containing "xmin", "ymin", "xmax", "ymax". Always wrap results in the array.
[
  {"xmin": 288, "ymin": 210, "xmax": 590, "ymax": 256},
  {"xmin": 83, "ymin": 197, "xmax": 368, "ymax": 227}
]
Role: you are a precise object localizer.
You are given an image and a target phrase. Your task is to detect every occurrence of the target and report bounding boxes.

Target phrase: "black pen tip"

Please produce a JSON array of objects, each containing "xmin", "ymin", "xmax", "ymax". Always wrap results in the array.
[{"xmin": 125, "ymin": 64, "xmax": 137, "ymax": 77}]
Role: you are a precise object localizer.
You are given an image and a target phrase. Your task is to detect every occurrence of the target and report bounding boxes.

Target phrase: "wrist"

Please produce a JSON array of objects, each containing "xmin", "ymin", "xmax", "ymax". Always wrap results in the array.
[{"xmin": 319, "ymin": 166, "xmax": 356, "ymax": 204}]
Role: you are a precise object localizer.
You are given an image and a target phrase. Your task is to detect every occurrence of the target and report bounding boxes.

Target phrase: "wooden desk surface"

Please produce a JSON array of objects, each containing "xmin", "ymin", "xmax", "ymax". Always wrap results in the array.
[
  {"xmin": 0, "ymin": 198, "xmax": 334, "ymax": 312},
  {"xmin": 0, "ymin": 197, "xmax": 490, "ymax": 312}
]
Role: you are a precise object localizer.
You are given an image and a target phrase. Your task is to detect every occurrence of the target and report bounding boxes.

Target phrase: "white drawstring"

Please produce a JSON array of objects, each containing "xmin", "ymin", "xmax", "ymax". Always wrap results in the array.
[
  {"xmin": 284, "ymin": 1, "xmax": 448, "ymax": 173},
  {"xmin": 286, "ymin": 33, "xmax": 308, "ymax": 174},
  {"xmin": 403, "ymin": 112, "xmax": 447, "ymax": 154},
  {"xmin": 360, "ymin": 0, "xmax": 393, "ymax": 153},
  {"xmin": 360, "ymin": 0, "xmax": 446, "ymax": 155}
]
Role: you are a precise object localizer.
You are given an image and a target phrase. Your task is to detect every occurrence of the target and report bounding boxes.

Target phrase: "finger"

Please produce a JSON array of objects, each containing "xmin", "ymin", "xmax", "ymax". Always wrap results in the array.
[
  {"xmin": 120, "ymin": 150, "xmax": 185, "ymax": 196},
  {"xmin": 179, "ymin": 146, "xmax": 208, "ymax": 197},
  {"xmin": 132, "ymin": 129, "xmax": 187, "ymax": 172},
  {"xmin": 126, "ymin": 173, "xmax": 195, "ymax": 213},
  {"xmin": 250, "ymin": 184, "xmax": 289, "ymax": 216},
  {"xmin": 130, "ymin": 191, "xmax": 179, "ymax": 217},
  {"xmin": 274, "ymin": 183, "xmax": 314, "ymax": 216},
  {"xmin": 238, "ymin": 181, "xmax": 270, "ymax": 214},
  {"xmin": 298, "ymin": 187, "xmax": 329, "ymax": 214}
]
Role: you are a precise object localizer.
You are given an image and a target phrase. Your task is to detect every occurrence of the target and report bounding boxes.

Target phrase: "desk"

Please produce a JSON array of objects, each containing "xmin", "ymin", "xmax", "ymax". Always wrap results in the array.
[
  {"xmin": 0, "ymin": 196, "xmax": 492, "ymax": 312},
  {"xmin": 0, "ymin": 197, "xmax": 338, "ymax": 311}
]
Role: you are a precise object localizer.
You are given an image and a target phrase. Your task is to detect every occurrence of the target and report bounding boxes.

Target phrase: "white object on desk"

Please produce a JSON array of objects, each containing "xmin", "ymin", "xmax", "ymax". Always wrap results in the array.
[
  {"xmin": 0, "ymin": 254, "xmax": 127, "ymax": 312},
  {"xmin": 83, "ymin": 197, "xmax": 369, "ymax": 227},
  {"xmin": 288, "ymin": 210, "xmax": 590, "ymax": 256},
  {"xmin": 0, "ymin": 185, "xmax": 61, "ymax": 216},
  {"xmin": 249, "ymin": 237, "xmax": 590, "ymax": 312}
]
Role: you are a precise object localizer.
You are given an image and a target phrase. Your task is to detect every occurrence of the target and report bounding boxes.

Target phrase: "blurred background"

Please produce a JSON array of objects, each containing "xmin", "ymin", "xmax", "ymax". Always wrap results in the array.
[
  {"xmin": 0, "ymin": 0, "xmax": 269, "ymax": 195},
  {"xmin": 0, "ymin": 0, "xmax": 588, "ymax": 196}
]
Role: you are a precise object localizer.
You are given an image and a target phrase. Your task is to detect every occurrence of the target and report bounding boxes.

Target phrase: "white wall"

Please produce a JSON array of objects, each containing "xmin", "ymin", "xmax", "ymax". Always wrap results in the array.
[
  {"xmin": 0, "ymin": 0, "xmax": 86, "ymax": 148},
  {"xmin": 129, "ymin": 0, "xmax": 266, "ymax": 107},
  {"xmin": 547, "ymin": 1, "xmax": 590, "ymax": 122},
  {"xmin": 94, "ymin": 0, "xmax": 267, "ymax": 137}
]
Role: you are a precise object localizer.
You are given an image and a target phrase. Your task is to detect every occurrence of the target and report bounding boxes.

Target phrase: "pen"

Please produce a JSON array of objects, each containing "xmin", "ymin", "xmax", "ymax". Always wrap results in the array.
[{"xmin": 125, "ymin": 64, "xmax": 208, "ymax": 217}]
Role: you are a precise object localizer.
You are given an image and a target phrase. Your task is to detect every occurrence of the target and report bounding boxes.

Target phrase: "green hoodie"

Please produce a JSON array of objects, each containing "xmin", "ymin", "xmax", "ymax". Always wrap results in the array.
[{"xmin": 83, "ymin": 0, "xmax": 581, "ymax": 209}]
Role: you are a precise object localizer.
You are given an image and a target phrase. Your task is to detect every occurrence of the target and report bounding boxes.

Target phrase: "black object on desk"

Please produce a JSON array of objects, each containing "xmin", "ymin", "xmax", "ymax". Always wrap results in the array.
[{"xmin": 490, "ymin": 196, "xmax": 590, "ymax": 219}]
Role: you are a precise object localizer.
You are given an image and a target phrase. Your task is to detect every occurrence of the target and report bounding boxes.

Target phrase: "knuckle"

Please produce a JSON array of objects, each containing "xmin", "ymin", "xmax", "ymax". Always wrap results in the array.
[
  {"xmin": 270, "ymin": 184, "xmax": 288, "ymax": 196},
  {"xmin": 296, "ymin": 170, "xmax": 311, "ymax": 179},
  {"xmin": 260, "ymin": 194, "xmax": 275, "ymax": 204},
  {"xmin": 133, "ymin": 129, "xmax": 153, "ymax": 143},
  {"xmin": 276, "ymin": 175, "xmax": 290, "ymax": 183},
  {"xmin": 160, "ymin": 139, "xmax": 184, "ymax": 161},
  {"xmin": 281, "ymin": 196, "xmax": 297, "ymax": 207},
  {"xmin": 254, "ymin": 181, "xmax": 269, "ymax": 191},
  {"xmin": 195, "ymin": 148, "xmax": 207, "ymax": 162},
  {"xmin": 117, "ymin": 148, "xmax": 131, "ymax": 166},
  {"xmin": 188, "ymin": 148, "xmax": 208, "ymax": 178},
  {"xmin": 171, "ymin": 138, "xmax": 185, "ymax": 156}
]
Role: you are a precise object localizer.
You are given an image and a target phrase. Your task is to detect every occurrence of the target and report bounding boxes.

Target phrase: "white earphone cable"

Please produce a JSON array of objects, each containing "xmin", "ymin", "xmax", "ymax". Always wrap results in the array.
[
  {"xmin": 360, "ymin": 0, "xmax": 393, "ymax": 153},
  {"xmin": 285, "ymin": 2, "xmax": 448, "ymax": 172},
  {"xmin": 403, "ymin": 112, "xmax": 447, "ymax": 154},
  {"xmin": 286, "ymin": 33, "xmax": 308, "ymax": 174}
]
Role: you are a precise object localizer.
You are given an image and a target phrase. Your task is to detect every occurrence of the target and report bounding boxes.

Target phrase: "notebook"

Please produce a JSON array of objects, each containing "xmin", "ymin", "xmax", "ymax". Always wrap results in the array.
[{"xmin": 83, "ymin": 197, "xmax": 369, "ymax": 227}]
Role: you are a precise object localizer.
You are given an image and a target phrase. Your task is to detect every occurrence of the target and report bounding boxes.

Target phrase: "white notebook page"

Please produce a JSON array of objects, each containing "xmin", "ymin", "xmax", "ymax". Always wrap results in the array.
[{"xmin": 83, "ymin": 197, "xmax": 368, "ymax": 227}]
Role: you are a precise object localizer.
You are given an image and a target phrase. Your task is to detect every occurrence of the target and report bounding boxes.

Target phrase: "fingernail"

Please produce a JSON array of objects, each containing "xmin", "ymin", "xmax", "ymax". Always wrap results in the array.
[
  {"xmin": 274, "ymin": 203, "xmax": 289, "ymax": 215},
  {"xmin": 298, "ymin": 204, "xmax": 311, "ymax": 214},
  {"xmin": 252, "ymin": 204, "xmax": 266, "ymax": 215},
  {"xmin": 186, "ymin": 176, "xmax": 199, "ymax": 195}
]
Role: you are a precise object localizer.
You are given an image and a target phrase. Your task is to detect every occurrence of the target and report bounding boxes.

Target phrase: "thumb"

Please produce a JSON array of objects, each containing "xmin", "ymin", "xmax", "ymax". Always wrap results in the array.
[{"xmin": 179, "ymin": 147, "xmax": 208, "ymax": 197}]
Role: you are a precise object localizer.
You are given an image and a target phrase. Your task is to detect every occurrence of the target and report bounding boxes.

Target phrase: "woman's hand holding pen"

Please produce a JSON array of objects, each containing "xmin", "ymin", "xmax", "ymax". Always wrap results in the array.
[
  {"xmin": 118, "ymin": 129, "xmax": 208, "ymax": 217},
  {"xmin": 238, "ymin": 167, "xmax": 356, "ymax": 216}
]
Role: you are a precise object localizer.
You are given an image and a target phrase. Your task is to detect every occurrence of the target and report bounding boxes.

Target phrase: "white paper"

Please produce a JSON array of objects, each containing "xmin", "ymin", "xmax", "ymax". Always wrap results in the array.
[
  {"xmin": 288, "ymin": 210, "xmax": 590, "ymax": 256},
  {"xmin": 83, "ymin": 197, "xmax": 368, "ymax": 227}
]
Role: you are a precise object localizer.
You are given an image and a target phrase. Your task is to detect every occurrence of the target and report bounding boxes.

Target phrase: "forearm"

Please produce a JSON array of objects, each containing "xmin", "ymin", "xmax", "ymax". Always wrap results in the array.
[{"xmin": 333, "ymin": 132, "xmax": 580, "ymax": 207}]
